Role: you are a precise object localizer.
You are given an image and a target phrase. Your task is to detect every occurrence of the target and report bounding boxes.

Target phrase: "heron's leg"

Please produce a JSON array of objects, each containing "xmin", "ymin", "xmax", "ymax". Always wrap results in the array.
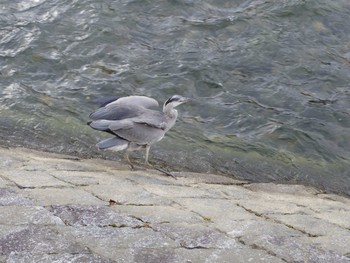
[
  {"xmin": 124, "ymin": 151, "xmax": 134, "ymax": 169},
  {"xmin": 124, "ymin": 152, "xmax": 131, "ymax": 164},
  {"xmin": 144, "ymin": 145, "xmax": 151, "ymax": 166}
]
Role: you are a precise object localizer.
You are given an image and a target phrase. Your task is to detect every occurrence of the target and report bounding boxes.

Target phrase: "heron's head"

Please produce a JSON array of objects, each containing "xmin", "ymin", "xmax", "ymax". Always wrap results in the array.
[{"xmin": 164, "ymin": 95, "xmax": 192, "ymax": 109}]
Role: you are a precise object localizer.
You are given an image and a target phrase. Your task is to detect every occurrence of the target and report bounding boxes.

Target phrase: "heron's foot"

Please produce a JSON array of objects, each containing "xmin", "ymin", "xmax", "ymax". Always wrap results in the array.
[
  {"xmin": 123, "ymin": 153, "xmax": 135, "ymax": 170},
  {"xmin": 144, "ymin": 160, "xmax": 152, "ymax": 168},
  {"xmin": 128, "ymin": 163, "xmax": 135, "ymax": 170},
  {"xmin": 129, "ymin": 163, "xmax": 147, "ymax": 171}
]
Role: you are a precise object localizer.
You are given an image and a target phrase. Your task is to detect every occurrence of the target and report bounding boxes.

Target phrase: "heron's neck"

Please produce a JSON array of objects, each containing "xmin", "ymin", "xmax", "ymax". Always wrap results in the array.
[
  {"xmin": 163, "ymin": 104, "xmax": 178, "ymax": 118},
  {"xmin": 163, "ymin": 104, "xmax": 178, "ymax": 130}
]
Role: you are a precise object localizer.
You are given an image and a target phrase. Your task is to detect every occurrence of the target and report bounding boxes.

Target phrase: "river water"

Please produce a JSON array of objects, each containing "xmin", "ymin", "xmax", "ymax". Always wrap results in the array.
[{"xmin": 1, "ymin": 0, "xmax": 349, "ymax": 195}]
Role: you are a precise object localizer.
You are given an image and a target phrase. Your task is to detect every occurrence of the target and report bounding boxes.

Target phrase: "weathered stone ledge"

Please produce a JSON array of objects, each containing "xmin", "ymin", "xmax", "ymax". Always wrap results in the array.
[{"xmin": 0, "ymin": 147, "xmax": 349, "ymax": 262}]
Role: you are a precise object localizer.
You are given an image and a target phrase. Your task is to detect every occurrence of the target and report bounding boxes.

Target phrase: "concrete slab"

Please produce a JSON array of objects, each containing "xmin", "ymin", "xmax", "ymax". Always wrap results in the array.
[
  {"xmin": 23, "ymin": 188, "xmax": 105, "ymax": 206},
  {"xmin": 0, "ymin": 147, "xmax": 348, "ymax": 262},
  {"xmin": 0, "ymin": 206, "xmax": 63, "ymax": 225},
  {"xmin": 0, "ymin": 170, "xmax": 70, "ymax": 188}
]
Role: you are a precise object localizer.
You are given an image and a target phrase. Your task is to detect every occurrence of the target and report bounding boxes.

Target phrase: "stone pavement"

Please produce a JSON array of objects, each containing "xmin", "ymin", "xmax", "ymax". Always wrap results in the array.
[{"xmin": 0, "ymin": 147, "xmax": 349, "ymax": 263}]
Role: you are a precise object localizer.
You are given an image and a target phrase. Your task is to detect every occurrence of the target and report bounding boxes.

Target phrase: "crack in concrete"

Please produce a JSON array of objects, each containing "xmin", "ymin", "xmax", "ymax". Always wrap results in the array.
[
  {"xmin": 179, "ymin": 242, "xmax": 209, "ymax": 249},
  {"xmin": 125, "ymin": 203, "xmax": 157, "ymax": 207},
  {"xmin": 271, "ymin": 219, "xmax": 320, "ymax": 238},
  {"xmin": 237, "ymin": 236, "xmax": 289, "ymax": 263},
  {"xmin": 0, "ymin": 175, "xmax": 26, "ymax": 190},
  {"xmin": 48, "ymin": 173, "xmax": 80, "ymax": 187},
  {"xmin": 236, "ymin": 203, "xmax": 264, "ymax": 218},
  {"xmin": 124, "ymin": 217, "xmax": 202, "ymax": 250},
  {"xmin": 185, "ymin": 209, "xmax": 213, "ymax": 223},
  {"xmin": 236, "ymin": 204, "xmax": 322, "ymax": 238},
  {"xmin": 43, "ymin": 207, "xmax": 148, "ymax": 230},
  {"xmin": 78, "ymin": 188, "xmax": 110, "ymax": 203},
  {"xmin": 0, "ymin": 174, "xmax": 14, "ymax": 185}
]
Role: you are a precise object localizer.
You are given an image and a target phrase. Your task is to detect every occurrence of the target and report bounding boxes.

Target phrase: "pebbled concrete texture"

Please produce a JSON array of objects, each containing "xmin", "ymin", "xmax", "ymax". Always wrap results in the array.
[{"xmin": 0, "ymin": 147, "xmax": 348, "ymax": 263}]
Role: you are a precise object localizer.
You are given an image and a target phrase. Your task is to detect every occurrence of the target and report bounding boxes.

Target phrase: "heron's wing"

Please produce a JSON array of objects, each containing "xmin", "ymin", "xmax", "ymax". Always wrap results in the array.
[
  {"xmin": 90, "ymin": 112, "xmax": 167, "ymax": 144},
  {"xmin": 89, "ymin": 104, "xmax": 144, "ymax": 121},
  {"xmin": 132, "ymin": 112, "xmax": 167, "ymax": 130},
  {"xmin": 93, "ymin": 96, "xmax": 120, "ymax": 107},
  {"xmin": 88, "ymin": 98, "xmax": 167, "ymax": 145},
  {"xmin": 106, "ymin": 96, "xmax": 159, "ymax": 109},
  {"xmin": 89, "ymin": 96, "xmax": 159, "ymax": 121},
  {"xmin": 105, "ymin": 113, "xmax": 167, "ymax": 132},
  {"xmin": 89, "ymin": 119, "xmax": 133, "ymax": 132},
  {"xmin": 96, "ymin": 137, "xmax": 128, "ymax": 150},
  {"xmin": 109, "ymin": 119, "xmax": 134, "ymax": 131},
  {"xmin": 111, "ymin": 121, "xmax": 166, "ymax": 145}
]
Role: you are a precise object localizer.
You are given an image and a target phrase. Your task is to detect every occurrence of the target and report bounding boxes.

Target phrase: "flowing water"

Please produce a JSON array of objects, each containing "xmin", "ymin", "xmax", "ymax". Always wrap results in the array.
[{"xmin": 1, "ymin": 0, "xmax": 350, "ymax": 195}]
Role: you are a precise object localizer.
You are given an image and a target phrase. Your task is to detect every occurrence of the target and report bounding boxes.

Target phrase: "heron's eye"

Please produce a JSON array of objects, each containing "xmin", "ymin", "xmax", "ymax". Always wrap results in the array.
[
  {"xmin": 165, "ymin": 98, "xmax": 173, "ymax": 105},
  {"xmin": 165, "ymin": 96, "xmax": 179, "ymax": 105}
]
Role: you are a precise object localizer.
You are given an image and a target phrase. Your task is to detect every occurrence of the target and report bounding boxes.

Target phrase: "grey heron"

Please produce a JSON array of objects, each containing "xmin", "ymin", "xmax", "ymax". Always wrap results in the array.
[{"xmin": 88, "ymin": 95, "xmax": 191, "ymax": 165}]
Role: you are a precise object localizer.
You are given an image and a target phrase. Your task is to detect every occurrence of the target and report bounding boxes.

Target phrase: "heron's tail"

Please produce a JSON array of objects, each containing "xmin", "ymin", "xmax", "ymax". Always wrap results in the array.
[
  {"xmin": 88, "ymin": 119, "xmax": 112, "ymax": 131},
  {"xmin": 96, "ymin": 137, "xmax": 128, "ymax": 151}
]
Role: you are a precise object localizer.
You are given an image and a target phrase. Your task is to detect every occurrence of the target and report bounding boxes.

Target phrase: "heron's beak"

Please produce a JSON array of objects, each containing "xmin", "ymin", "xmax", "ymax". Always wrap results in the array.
[{"xmin": 179, "ymin": 97, "xmax": 192, "ymax": 103}]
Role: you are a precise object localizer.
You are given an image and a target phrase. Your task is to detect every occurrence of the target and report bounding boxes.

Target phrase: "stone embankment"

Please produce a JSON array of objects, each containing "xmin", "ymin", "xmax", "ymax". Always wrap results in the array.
[{"xmin": 0, "ymin": 147, "xmax": 349, "ymax": 262}]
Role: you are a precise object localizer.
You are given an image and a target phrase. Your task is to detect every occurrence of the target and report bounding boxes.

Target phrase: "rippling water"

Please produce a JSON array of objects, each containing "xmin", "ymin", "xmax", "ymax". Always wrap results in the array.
[{"xmin": 1, "ymin": 0, "xmax": 350, "ymax": 195}]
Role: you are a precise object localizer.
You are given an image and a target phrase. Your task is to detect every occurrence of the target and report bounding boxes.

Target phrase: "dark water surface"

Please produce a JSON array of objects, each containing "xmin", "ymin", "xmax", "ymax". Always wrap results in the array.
[{"xmin": 1, "ymin": 0, "xmax": 350, "ymax": 195}]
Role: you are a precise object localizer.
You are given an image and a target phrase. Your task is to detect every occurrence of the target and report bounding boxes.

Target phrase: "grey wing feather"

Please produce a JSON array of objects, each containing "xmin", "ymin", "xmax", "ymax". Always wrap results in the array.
[
  {"xmin": 108, "ymin": 119, "xmax": 134, "ymax": 131},
  {"xmin": 89, "ymin": 105, "xmax": 143, "ymax": 120},
  {"xmin": 132, "ymin": 112, "xmax": 167, "ymax": 130},
  {"xmin": 112, "ymin": 122, "xmax": 166, "ymax": 145},
  {"xmin": 89, "ymin": 120, "xmax": 112, "ymax": 131},
  {"xmin": 105, "ymin": 112, "xmax": 167, "ymax": 144},
  {"xmin": 96, "ymin": 137, "xmax": 128, "ymax": 150},
  {"xmin": 107, "ymin": 96, "xmax": 159, "ymax": 109},
  {"xmin": 89, "ymin": 119, "xmax": 134, "ymax": 132},
  {"xmin": 93, "ymin": 96, "xmax": 120, "ymax": 107},
  {"xmin": 89, "ymin": 95, "xmax": 159, "ymax": 121}
]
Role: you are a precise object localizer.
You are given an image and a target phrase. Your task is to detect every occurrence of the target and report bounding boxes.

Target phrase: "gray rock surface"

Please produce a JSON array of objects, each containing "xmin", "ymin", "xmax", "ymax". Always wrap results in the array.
[{"xmin": 0, "ymin": 147, "xmax": 349, "ymax": 262}]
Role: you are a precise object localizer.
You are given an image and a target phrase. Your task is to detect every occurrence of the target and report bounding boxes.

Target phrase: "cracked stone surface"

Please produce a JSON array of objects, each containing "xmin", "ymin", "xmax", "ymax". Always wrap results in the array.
[
  {"xmin": 0, "ymin": 147, "xmax": 349, "ymax": 263},
  {"xmin": 0, "ymin": 225, "xmax": 88, "ymax": 255},
  {"xmin": 48, "ymin": 205, "xmax": 144, "ymax": 228}
]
